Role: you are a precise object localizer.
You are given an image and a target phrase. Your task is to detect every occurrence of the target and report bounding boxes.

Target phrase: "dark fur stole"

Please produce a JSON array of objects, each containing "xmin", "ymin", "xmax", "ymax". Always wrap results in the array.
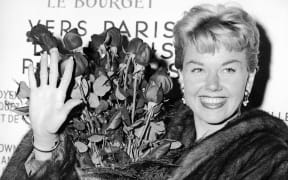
[
  {"xmin": 1, "ymin": 130, "xmax": 79, "ymax": 180},
  {"xmin": 0, "ymin": 130, "xmax": 33, "ymax": 180},
  {"xmin": 165, "ymin": 105, "xmax": 288, "ymax": 180}
]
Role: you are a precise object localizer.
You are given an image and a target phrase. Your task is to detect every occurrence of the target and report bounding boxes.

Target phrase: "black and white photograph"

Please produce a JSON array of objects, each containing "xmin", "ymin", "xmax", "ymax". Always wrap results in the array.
[{"xmin": 0, "ymin": 0, "xmax": 288, "ymax": 179}]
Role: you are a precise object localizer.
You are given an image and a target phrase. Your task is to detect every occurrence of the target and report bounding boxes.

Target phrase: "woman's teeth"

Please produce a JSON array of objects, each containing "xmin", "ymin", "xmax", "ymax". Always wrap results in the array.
[{"xmin": 200, "ymin": 97, "xmax": 226, "ymax": 109}]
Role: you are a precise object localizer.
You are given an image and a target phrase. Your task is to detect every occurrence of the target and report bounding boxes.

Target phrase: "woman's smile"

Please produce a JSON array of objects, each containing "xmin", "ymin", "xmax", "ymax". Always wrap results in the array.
[{"xmin": 199, "ymin": 96, "xmax": 227, "ymax": 109}]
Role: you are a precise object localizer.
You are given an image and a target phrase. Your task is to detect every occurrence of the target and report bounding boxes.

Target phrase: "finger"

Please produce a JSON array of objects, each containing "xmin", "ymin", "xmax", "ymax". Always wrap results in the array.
[
  {"xmin": 53, "ymin": 99, "xmax": 82, "ymax": 130},
  {"xmin": 28, "ymin": 64, "xmax": 37, "ymax": 89},
  {"xmin": 49, "ymin": 48, "xmax": 59, "ymax": 87},
  {"xmin": 59, "ymin": 57, "xmax": 74, "ymax": 92},
  {"xmin": 60, "ymin": 99, "xmax": 82, "ymax": 121},
  {"xmin": 40, "ymin": 52, "xmax": 48, "ymax": 86}
]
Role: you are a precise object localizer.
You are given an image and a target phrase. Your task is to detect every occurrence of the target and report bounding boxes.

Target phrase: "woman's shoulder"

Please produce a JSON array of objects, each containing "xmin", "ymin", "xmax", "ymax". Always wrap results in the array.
[
  {"xmin": 169, "ymin": 109, "xmax": 288, "ymax": 180},
  {"xmin": 240, "ymin": 109, "xmax": 288, "ymax": 137},
  {"xmin": 231, "ymin": 111, "xmax": 288, "ymax": 179},
  {"xmin": 226, "ymin": 109, "xmax": 288, "ymax": 163},
  {"xmin": 228, "ymin": 108, "xmax": 288, "ymax": 144}
]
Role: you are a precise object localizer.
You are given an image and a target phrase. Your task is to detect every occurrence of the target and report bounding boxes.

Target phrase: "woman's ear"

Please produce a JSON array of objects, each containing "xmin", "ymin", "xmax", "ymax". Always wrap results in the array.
[{"xmin": 246, "ymin": 70, "xmax": 257, "ymax": 93}]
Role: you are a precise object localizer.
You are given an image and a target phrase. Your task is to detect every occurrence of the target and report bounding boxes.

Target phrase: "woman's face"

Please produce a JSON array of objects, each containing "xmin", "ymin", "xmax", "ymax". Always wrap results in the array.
[{"xmin": 180, "ymin": 44, "xmax": 256, "ymax": 125}]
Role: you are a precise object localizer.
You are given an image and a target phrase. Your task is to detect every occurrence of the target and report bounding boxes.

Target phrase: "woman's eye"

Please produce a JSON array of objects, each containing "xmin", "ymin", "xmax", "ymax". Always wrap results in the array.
[
  {"xmin": 223, "ymin": 67, "xmax": 236, "ymax": 73},
  {"xmin": 191, "ymin": 68, "xmax": 203, "ymax": 73}
]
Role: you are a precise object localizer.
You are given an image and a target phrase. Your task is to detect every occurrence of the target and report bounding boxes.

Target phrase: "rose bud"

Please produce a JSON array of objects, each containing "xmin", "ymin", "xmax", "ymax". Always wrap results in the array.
[
  {"xmin": 144, "ymin": 80, "xmax": 164, "ymax": 103},
  {"xmin": 26, "ymin": 24, "xmax": 57, "ymax": 51},
  {"xmin": 135, "ymin": 42, "xmax": 151, "ymax": 67},
  {"xmin": 73, "ymin": 52, "xmax": 88, "ymax": 76},
  {"xmin": 90, "ymin": 33, "xmax": 106, "ymax": 50},
  {"xmin": 83, "ymin": 44, "xmax": 99, "ymax": 62},
  {"xmin": 126, "ymin": 37, "xmax": 143, "ymax": 54},
  {"xmin": 89, "ymin": 33, "xmax": 107, "ymax": 58},
  {"xmin": 149, "ymin": 70, "xmax": 173, "ymax": 94},
  {"xmin": 104, "ymin": 27, "xmax": 122, "ymax": 50},
  {"xmin": 60, "ymin": 52, "xmax": 88, "ymax": 77},
  {"xmin": 63, "ymin": 28, "xmax": 83, "ymax": 51}
]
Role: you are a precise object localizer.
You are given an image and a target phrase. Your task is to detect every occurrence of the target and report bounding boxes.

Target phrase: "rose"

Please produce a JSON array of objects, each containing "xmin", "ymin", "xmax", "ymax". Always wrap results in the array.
[
  {"xmin": 149, "ymin": 70, "xmax": 173, "ymax": 94},
  {"xmin": 63, "ymin": 28, "xmax": 83, "ymax": 51},
  {"xmin": 73, "ymin": 53, "xmax": 88, "ymax": 77},
  {"xmin": 126, "ymin": 38, "xmax": 143, "ymax": 54},
  {"xmin": 144, "ymin": 80, "xmax": 164, "ymax": 103},
  {"xmin": 135, "ymin": 42, "xmax": 151, "ymax": 67},
  {"xmin": 26, "ymin": 24, "xmax": 57, "ymax": 51},
  {"xmin": 144, "ymin": 70, "xmax": 173, "ymax": 103},
  {"xmin": 60, "ymin": 52, "xmax": 88, "ymax": 77},
  {"xmin": 83, "ymin": 33, "xmax": 107, "ymax": 59},
  {"xmin": 104, "ymin": 27, "xmax": 122, "ymax": 51},
  {"xmin": 126, "ymin": 38, "xmax": 150, "ymax": 67},
  {"xmin": 83, "ymin": 33, "xmax": 105, "ymax": 62},
  {"xmin": 90, "ymin": 33, "xmax": 106, "ymax": 51}
]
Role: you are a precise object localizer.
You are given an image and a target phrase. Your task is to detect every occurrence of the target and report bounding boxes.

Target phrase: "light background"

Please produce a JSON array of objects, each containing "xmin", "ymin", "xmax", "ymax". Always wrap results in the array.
[{"xmin": 0, "ymin": 0, "xmax": 288, "ymax": 175}]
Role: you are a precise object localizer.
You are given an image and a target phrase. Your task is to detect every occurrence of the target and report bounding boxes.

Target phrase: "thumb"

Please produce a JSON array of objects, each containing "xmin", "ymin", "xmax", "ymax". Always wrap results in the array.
[{"xmin": 62, "ymin": 98, "xmax": 83, "ymax": 115}]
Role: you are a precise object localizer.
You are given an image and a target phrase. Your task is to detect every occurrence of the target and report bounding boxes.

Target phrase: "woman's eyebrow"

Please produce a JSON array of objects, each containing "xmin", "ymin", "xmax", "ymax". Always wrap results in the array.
[
  {"xmin": 222, "ymin": 59, "xmax": 242, "ymax": 66},
  {"xmin": 185, "ymin": 59, "xmax": 203, "ymax": 66}
]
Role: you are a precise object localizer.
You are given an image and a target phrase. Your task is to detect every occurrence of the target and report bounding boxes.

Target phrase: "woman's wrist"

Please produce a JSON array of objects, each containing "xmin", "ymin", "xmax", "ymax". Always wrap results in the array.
[
  {"xmin": 32, "ymin": 132, "xmax": 60, "ymax": 161},
  {"xmin": 32, "ymin": 132, "xmax": 59, "ymax": 152}
]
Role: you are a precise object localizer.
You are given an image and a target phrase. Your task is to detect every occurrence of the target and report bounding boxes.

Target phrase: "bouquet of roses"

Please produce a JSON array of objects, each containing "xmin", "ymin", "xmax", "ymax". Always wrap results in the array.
[{"xmin": 14, "ymin": 24, "xmax": 182, "ymax": 179}]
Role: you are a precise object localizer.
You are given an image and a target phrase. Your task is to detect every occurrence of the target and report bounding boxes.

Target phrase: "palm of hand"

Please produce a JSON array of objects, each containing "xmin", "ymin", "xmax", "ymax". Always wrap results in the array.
[
  {"xmin": 28, "ymin": 48, "xmax": 82, "ymax": 142},
  {"xmin": 29, "ymin": 86, "xmax": 66, "ymax": 136}
]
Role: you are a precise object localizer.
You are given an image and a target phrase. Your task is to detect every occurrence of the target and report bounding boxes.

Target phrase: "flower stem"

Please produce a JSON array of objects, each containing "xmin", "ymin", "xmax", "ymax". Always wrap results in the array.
[
  {"xmin": 106, "ymin": 51, "xmax": 110, "ymax": 70},
  {"xmin": 131, "ymin": 73, "xmax": 137, "ymax": 124},
  {"xmin": 138, "ymin": 110, "xmax": 152, "ymax": 147},
  {"xmin": 124, "ymin": 55, "xmax": 132, "ymax": 91},
  {"xmin": 79, "ymin": 79, "xmax": 96, "ymax": 134}
]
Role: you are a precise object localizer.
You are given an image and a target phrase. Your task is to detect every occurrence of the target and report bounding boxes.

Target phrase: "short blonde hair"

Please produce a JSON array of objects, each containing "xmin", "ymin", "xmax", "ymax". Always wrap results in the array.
[{"xmin": 173, "ymin": 4, "xmax": 259, "ymax": 72}]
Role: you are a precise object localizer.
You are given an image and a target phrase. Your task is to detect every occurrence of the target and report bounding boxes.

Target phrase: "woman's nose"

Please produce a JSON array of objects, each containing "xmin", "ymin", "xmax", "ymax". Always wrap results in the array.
[{"xmin": 205, "ymin": 72, "xmax": 222, "ymax": 91}]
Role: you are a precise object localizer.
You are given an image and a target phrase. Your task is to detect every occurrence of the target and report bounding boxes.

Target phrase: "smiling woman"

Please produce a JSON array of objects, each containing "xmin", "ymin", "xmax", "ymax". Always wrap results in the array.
[{"xmin": 165, "ymin": 3, "xmax": 288, "ymax": 180}]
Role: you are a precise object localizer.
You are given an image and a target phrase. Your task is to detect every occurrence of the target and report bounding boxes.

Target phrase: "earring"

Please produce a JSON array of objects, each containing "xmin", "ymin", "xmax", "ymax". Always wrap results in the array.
[
  {"xmin": 182, "ymin": 97, "xmax": 186, "ymax": 104},
  {"xmin": 243, "ymin": 90, "xmax": 250, "ymax": 107},
  {"xmin": 181, "ymin": 87, "xmax": 186, "ymax": 104}
]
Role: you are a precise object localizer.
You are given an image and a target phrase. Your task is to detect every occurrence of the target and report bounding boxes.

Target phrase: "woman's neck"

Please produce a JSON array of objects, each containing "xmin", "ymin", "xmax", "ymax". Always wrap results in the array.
[{"xmin": 194, "ymin": 109, "xmax": 241, "ymax": 141}]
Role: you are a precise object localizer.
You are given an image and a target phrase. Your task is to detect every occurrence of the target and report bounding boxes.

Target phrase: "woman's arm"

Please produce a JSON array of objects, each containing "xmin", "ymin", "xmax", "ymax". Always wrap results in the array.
[
  {"xmin": 0, "ymin": 131, "xmax": 33, "ymax": 180},
  {"xmin": 1, "ymin": 130, "xmax": 79, "ymax": 180},
  {"xmin": 1, "ymin": 47, "xmax": 82, "ymax": 179}
]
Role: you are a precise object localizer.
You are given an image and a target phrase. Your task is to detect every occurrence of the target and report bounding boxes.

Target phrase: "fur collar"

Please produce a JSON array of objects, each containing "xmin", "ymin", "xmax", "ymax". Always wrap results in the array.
[{"xmin": 168, "ymin": 108, "xmax": 288, "ymax": 180}]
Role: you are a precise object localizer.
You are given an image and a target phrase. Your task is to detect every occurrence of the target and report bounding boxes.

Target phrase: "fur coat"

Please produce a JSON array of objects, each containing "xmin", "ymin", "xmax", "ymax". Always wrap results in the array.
[{"xmin": 1, "ymin": 104, "xmax": 288, "ymax": 180}]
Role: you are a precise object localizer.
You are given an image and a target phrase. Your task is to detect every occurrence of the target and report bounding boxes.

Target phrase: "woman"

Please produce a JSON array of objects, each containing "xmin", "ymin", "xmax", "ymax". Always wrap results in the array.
[
  {"xmin": 2, "ymin": 4, "xmax": 288, "ymax": 180},
  {"xmin": 166, "ymin": 4, "xmax": 288, "ymax": 179}
]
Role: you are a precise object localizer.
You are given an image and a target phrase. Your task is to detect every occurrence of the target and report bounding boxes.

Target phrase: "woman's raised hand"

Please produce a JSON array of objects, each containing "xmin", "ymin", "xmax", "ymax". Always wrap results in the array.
[{"xmin": 28, "ymin": 48, "xmax": 82, "ymax": 158}]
